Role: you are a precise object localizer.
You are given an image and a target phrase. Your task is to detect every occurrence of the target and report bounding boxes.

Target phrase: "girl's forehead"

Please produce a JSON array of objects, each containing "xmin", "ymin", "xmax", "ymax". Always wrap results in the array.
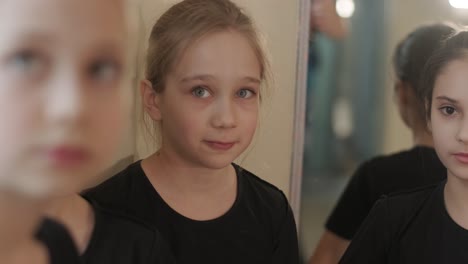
[
  {"xmin": 433, "ymin": 58, "xmax": 468, "ymax": 96},
  {"xmin": 438, "ymin": 58, "xmax": 468, "ymax": 81},
  {"xmin": 172, "ymin": 31, "xmax": 261, "ymax": 76},
  {"xmin": 0, "ymin": 0, "xmax": 125, "ymax": 42}
]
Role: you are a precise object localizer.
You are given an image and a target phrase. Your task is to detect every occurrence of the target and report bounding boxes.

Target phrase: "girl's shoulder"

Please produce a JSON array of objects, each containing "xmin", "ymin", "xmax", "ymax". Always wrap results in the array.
[
  {"xmin": 35, "ymin": 218, "xmax": 81, "ymax": 264},
  {"xmin": 384, "ymin": 180, "xmax": 442, "ymax": 205},
  {"xmin": 82, "ymin": 161, "xmax": 147, "ymax": 214},
  {"xmin": 82, "ymin": 200, "xmax": 175, "ymax": 264},
  {"xmin": 233, "ymin": 163, "xmax": 297, "ymax": 239},
  {"xmin": 373, "ymin": 181, "xmax": 444, "ymax": 236},
  {"xmin": 233, "ymin": 164, "xmax": 291, "ymax": 215},
  {"xmin": 234, "ymin": 164, "xmax": 288, "ymax": 199}
]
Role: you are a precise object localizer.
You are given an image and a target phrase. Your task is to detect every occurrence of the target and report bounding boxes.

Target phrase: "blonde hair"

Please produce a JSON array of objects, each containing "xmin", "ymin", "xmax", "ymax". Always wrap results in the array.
[{"xmin": 145, "ymin": 0, "xmax": 271, "ymax": 96}]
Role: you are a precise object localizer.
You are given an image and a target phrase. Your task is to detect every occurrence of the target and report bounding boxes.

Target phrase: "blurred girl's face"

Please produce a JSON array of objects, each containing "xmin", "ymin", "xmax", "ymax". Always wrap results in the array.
[
  {"xmin": 430, "ymin": 57, "xmax": 468, "ymax": 181},
  {"xmin": 0, "ymin": 0, "xmax": 129, "ymax": 197}
]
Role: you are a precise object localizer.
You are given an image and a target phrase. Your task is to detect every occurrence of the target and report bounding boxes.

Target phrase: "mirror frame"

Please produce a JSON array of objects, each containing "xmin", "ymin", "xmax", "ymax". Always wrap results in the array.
[{"xmin": 289, "ymin": 0, "xmax": 311, "ymax": 226}]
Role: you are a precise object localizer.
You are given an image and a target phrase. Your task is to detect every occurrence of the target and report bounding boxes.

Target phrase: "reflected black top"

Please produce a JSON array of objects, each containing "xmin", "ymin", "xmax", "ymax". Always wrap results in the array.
[
  {"xmin": 340, "ymin": 180, "xmax": 468, "ymax": 263},
  {"xmin": 326, "ymin": 146, "xmax": 446, "ymax": 240}
]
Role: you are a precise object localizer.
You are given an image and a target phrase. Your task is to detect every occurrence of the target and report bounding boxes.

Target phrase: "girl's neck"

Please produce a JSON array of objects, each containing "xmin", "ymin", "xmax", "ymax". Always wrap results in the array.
[
  {"xmin": 45, "ymin": 194, "xmax": 94, "ymax": 255},
  {"xmin": 144, "ymin": 149, "xmax": 235, "ymax": 194},
  {"xmin": 142, "ymin": 150, "xmax": 238, "ymax": 221},
  {"xmin": 412, "ymin": 129, "xmax": 434, "ymax": 148},
  {"xmin": 444, "ymin": 175, "xmax": 468, "ymax": 230},
  {"xmin": 0, "ymin": 239, "xmax": 49, "ymax": 264}
]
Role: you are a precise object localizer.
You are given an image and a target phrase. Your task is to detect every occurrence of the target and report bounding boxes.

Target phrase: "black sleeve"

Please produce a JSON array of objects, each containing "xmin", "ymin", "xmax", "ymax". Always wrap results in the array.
[
  {"xmin": 272, "ymin": 194, "xmax": 300, "ymax": 264},
  {"xmin": 325, "ymin": 161, "xmax": 374, "ymax": 240},
  {"xmin": 338, "ymin": 198, "xmax": 391, "ymax": 263},
  {"xmin": 35, "ymin": 218, "xmax": 81, "ymax": 264}
]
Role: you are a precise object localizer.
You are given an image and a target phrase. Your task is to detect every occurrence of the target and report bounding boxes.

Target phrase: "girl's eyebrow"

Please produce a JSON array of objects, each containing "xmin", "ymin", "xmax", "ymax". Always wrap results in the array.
[
  {"xmin": 180, "ymin": 74, "xmax": 214, "ymax": 83},
  {"xmin": 7, "ymin": 33, "xmax": 55, "ymax": 45},
  {"xmin": 243, "ymin": 76, "xmax": 261, "ymax": 84},
  {"xmin": 435, "ymin": 96, "xmax": 458, "ymax": 104},
  {"xmin": 180, "ymin": 75, "xmax": 261, "ymax": 84}
]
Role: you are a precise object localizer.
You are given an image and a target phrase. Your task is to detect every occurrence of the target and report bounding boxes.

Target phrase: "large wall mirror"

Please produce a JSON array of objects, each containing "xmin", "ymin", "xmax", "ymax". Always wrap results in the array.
[{"xmin": 293, "ymin": 0, "xmax": 468, "ymax": 262}]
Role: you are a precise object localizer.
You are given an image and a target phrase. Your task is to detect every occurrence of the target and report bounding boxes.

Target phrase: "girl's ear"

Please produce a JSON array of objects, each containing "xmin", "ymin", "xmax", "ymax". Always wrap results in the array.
[
  {"xmin": 395, "ymin": 81, "xmax": 410, "ymax": 109},
  {"xmin": 140, "ymin": 79, "xmax": 162, "ymax": 121},
  {"xmin": 394, "ymin": 81, "xmax": 412, "ymax": 127}
]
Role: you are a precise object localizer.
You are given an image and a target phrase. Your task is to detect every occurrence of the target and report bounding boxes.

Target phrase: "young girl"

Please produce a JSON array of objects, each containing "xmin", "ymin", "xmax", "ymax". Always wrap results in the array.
[
  {"xmin": 309, "ymin": 23, "xmax": 454, "ymax": 264},
  {"xmin": 0, "ymin": 0, "xmax": 173, "ymax": 263},
  {"xmin": 339, "ymin": 29, "xmax": 468, "ymax": 263},
  {"xmin": 85, "ymin": 0, "xmax": 299, "ymax": 263}
]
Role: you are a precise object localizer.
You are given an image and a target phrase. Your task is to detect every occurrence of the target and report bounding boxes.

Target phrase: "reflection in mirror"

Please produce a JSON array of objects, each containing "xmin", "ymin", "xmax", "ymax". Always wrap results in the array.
[{"xmin": 297, "ymin": 0, "xmax": 468, "ymax": 263}]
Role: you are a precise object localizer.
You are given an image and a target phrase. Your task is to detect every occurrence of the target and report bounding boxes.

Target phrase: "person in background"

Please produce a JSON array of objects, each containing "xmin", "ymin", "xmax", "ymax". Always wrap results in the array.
[{"xmin": 310, "ymin": 0, "xmax": 348, "ymax": 40}]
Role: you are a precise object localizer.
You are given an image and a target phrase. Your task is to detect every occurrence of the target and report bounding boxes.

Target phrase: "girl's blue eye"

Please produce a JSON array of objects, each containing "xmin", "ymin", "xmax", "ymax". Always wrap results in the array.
[
  {"xmin": 9, "ymin": 51, "xmax": 45, "ymax": 76},
  {"xmin": 89, "ymin": 60, "xmax": 121, "ymax": 82},
  {"xmin": 192, "ymin": 86, "xmax": 211, "ymax": 98},
  {"xmin": 237, "ymin": 89, "xmax": 255, "ymax": 99},
  {"xmin": 440, "ymin": 106, "xmax": 456, "ymax": 116}
]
